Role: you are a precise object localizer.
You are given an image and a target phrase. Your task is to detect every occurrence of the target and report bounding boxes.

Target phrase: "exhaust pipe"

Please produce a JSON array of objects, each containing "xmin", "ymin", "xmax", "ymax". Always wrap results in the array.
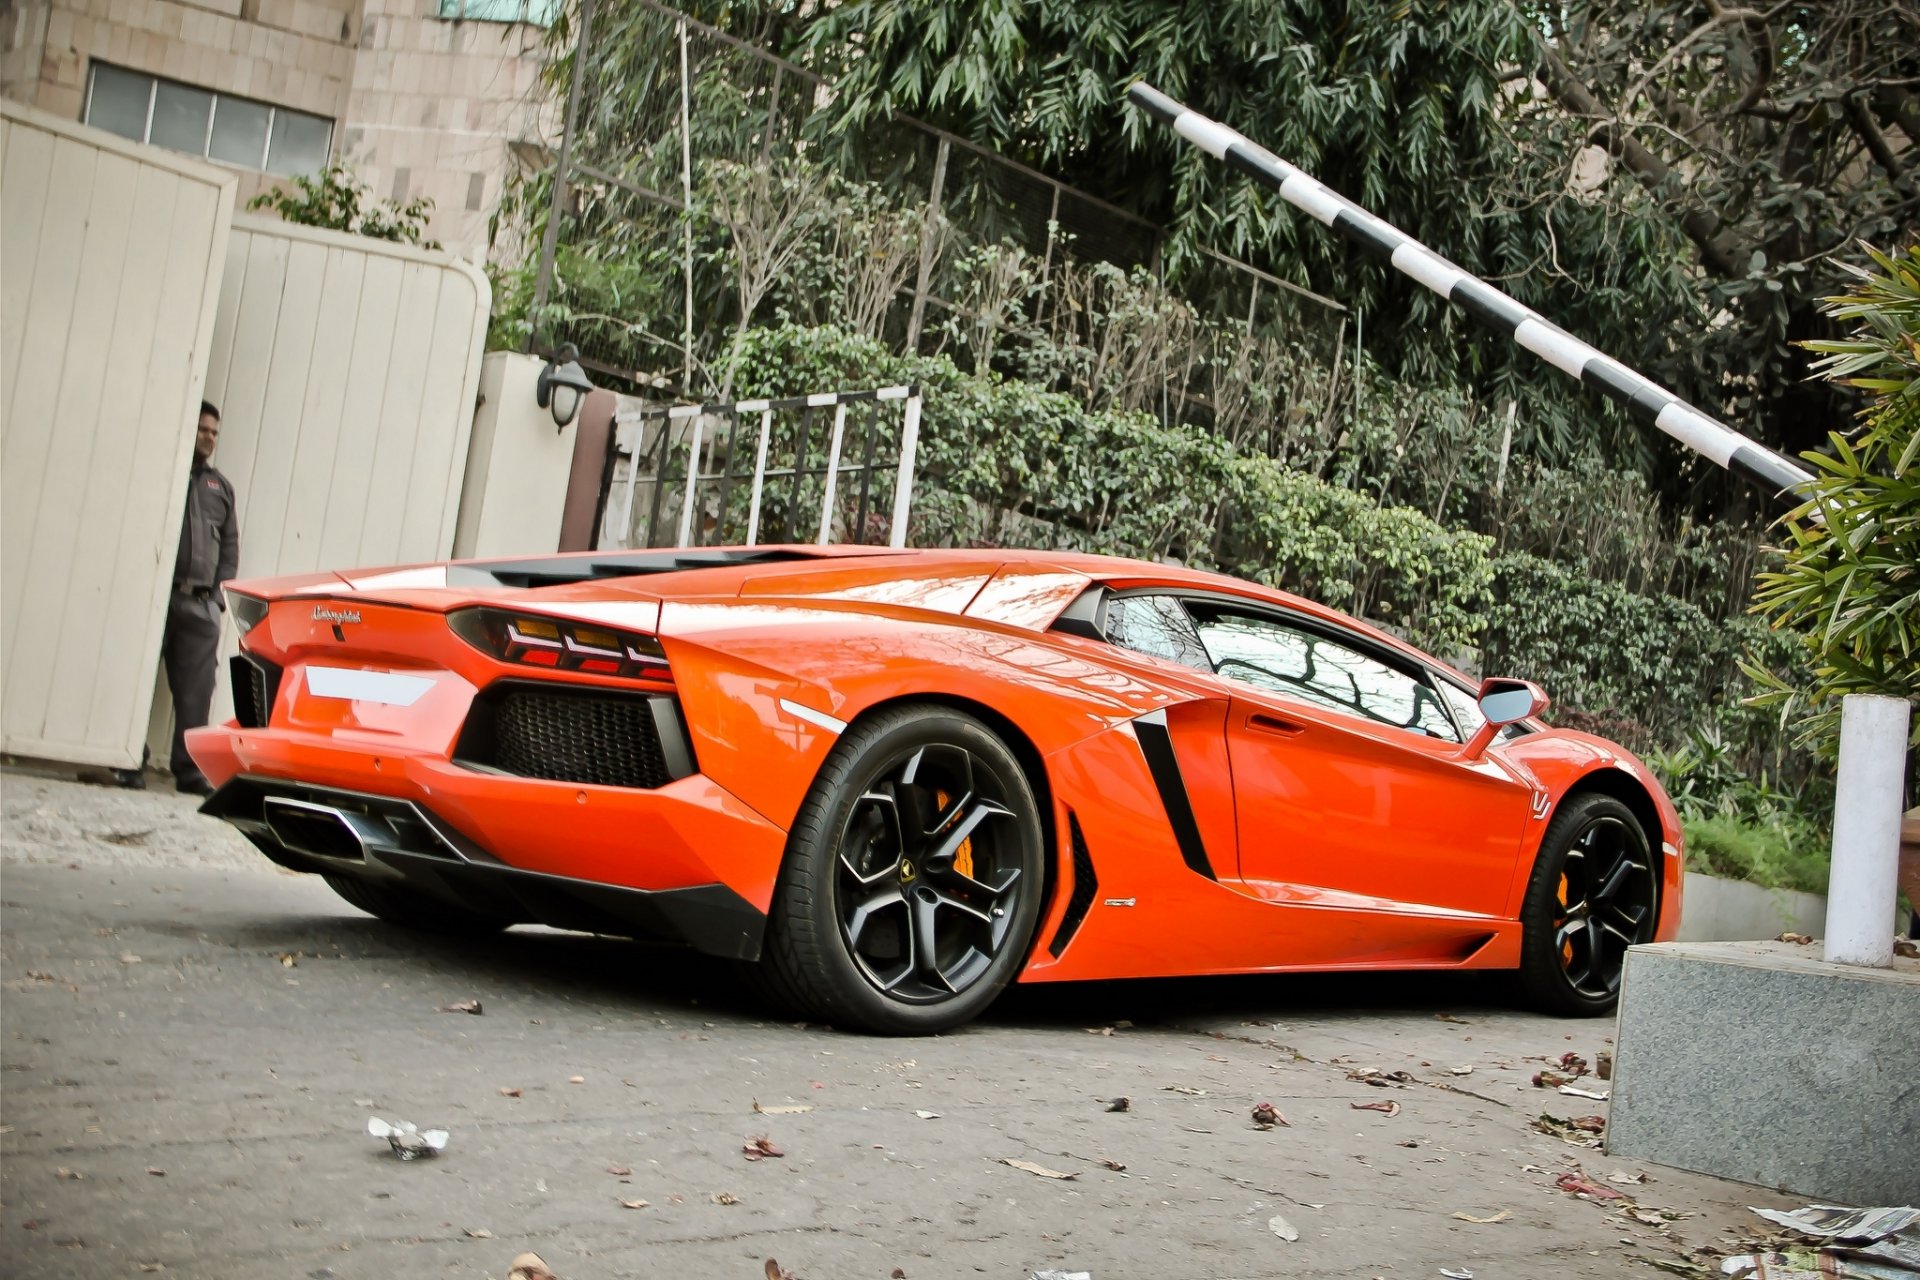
[{"xmin": 262, "ymin": 796, "xmax": 393, "ymax": 863}]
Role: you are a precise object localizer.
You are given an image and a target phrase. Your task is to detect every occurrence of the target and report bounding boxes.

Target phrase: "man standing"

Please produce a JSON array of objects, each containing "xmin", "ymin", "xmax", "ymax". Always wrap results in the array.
[{"xmin": 161, "ymin": 401, "xmax": 240, "ymax": 796}]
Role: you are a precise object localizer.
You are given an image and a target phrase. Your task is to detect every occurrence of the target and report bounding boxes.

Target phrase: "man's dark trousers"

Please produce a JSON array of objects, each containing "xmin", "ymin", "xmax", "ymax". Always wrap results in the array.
[{"xmin": 163, "ymin": 588, "xmax": 222, "ymax": 786}]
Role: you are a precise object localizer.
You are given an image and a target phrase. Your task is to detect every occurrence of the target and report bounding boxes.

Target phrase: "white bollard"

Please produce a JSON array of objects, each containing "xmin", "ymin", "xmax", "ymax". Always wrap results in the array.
[{"xmin": 1824, "ymin": 693, "xmax": 1911, "ymax": 967}]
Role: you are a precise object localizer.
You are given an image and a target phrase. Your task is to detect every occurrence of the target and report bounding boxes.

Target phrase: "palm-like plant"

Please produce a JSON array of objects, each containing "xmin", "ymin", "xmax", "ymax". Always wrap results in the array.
[{"xmin": 1746, "ymin": 243, "xmax": 1920, "ymax": 748}]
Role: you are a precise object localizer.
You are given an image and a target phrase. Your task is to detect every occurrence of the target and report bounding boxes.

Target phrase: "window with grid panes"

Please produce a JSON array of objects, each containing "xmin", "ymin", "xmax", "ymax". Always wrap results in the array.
[{"xmin": 83, "ymin": 63, "xmax": 333, "ymax": 177}]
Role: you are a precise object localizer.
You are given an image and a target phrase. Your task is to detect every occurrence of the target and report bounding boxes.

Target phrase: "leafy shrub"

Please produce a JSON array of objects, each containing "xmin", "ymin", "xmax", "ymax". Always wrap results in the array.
[
  {"xmin": 728, "ymin": 323, "xmax": 1493, "ymax": 652},
  {"xmin": 1681, "ymin": 814, "xmax": 1830, "ymax": 896}
]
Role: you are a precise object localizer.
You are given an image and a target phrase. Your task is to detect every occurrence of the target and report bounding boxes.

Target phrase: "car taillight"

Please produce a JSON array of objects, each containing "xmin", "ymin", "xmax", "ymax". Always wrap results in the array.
[
  {"xmin": 227, "ymin": 589, "xmax": 269, "ymax": 638},
  {"xmin": 448, "ymin": 607, "xmax": 672, "ymax": 683}
]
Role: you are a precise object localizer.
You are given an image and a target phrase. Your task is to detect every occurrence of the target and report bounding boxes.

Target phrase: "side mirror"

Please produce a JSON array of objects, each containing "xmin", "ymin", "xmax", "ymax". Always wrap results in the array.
[{"xmin": 1460, "ymin": 677, "xmax": 1549, "ymax": 760}]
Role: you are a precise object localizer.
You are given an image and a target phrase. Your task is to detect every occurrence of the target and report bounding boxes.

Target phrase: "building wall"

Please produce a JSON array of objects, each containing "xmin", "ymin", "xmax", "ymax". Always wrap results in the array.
[
  {"xmin": 0, "ymin": 0, "xmax": 555, "ymax": 261},
  {"xmin": 342, "ymin": 1, "xmax": 553, "ymax": 261}
]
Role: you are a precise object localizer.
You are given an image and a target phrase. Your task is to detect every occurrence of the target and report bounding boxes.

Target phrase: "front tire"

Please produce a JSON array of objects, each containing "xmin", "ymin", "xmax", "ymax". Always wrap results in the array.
[
  {"xmin": 323, "ymin": 874, "xmax": 515, "ymax": 936},
  {"xmin": 1518, "ymin": 793, "xmax": 1659, "ymax": 1016},
  {"xmin": 756, "ymin": 705, "xmax": 1046, "ymax": 1035}
]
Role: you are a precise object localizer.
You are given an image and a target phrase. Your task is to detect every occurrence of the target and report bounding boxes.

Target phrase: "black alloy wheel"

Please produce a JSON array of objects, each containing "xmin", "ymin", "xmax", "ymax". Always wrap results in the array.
[
  {"xmin": 755, "ymin": 705, "xmax": 1045, "ymax": 1034},
  {"xmin": 1518, "ymin": 793, "xmax": 1658, "ymax": 1016}
]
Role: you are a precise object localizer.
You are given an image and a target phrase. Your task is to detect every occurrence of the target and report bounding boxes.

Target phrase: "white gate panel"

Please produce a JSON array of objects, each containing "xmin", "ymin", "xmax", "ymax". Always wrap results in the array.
[
  {"xmin": 154, "ymin": 217, "xmax": 490, "ymax": 740},
  {"xmin": 0, "ymin": 102, "xmax": 234, "ymax": 769},
  {"xmin": 203, "ymin": 217, "xmax": 490, "ymax": 581}
]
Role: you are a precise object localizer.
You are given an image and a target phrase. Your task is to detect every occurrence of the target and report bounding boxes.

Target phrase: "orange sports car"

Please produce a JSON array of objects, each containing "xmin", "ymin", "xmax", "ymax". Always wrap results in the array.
[{"xmin": 188, "ymin": 545, "xmax": 1681, "ymax": 1034}]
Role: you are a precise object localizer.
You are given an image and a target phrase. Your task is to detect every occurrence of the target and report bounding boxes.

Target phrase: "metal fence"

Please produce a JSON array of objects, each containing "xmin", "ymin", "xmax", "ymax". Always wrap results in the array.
[{"xmin": 600, "ymin": 386, "xmax": 924, "ymax": 551}]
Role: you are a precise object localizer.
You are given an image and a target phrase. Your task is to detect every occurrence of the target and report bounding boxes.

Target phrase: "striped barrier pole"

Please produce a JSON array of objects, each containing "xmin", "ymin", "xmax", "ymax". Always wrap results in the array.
[{"xmin": 1126, "ymin": 82, "xmax": 1812, "ymax": 500}]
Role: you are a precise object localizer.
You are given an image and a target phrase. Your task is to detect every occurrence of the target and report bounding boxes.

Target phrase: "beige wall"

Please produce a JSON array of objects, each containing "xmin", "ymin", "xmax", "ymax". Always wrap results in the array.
[
  {"xmin": 453, "ymin": 351, "xmax": 579, "ymax": 558},
  {"xmin": 0, "ymin": 0, "xmax": 556, "ymax": 260},
  {"xmin": 1, "ymin": 101, "xmax": 235, "ymax": 769}
]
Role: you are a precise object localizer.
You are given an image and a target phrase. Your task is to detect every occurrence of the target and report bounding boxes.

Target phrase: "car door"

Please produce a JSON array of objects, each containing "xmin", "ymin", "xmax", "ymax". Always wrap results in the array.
[{"xmin": 1181, "ymin": 599, "xmax": 1534, "ymax": 919}]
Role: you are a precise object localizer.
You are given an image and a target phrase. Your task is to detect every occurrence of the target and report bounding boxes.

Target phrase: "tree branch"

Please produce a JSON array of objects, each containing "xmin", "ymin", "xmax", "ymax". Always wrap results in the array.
[
  {"xmin": 1538, "ymin": 40, "xmax": 1749, "ymax": 277},
  {"xmin": 1842, "ymin": 94, "xmax": 1911, "ymax": 189}
]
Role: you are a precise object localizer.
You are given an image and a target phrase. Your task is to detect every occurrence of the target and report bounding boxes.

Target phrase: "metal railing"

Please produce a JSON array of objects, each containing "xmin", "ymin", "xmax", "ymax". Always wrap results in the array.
[{"xmin": 600, "ymin": 386, "xmax": 924, "ymax": 550}]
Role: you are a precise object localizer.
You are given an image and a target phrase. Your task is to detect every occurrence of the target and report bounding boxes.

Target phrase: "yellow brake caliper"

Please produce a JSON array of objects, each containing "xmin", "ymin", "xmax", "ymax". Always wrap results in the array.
[
  {"xmin": 1557, "ymin": 873, "xmax": 1572, "ymax": 964},
  {"xmin": 936, "ymin": 790, "xmax": 974, "ymax": 878}
]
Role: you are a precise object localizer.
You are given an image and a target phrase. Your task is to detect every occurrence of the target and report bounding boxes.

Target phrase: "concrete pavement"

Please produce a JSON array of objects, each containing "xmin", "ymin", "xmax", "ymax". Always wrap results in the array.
[{"xmin": 1, "ymin": 770, "xmax": 1793, "ymax": 1279}]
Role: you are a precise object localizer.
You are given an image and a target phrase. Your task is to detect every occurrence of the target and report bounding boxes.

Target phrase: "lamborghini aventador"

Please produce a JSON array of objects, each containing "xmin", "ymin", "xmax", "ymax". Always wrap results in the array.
[{"xmin": 188, "ymin": 545, "xmax": 1681, "ymax": 1034}]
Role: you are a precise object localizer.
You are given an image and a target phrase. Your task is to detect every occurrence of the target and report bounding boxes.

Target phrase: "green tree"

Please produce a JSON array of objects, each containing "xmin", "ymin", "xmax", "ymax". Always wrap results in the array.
[
  {"xmin": 249, "ymin": 162, "xmax": 439, "ymax": 249},
  {"xmin": 759, "ymin": 0, "xmax": 1915, "ymax": 503},
  {"xmin": 1747, "ymin": 242, "xmax": 1920, "ymax": 747}
]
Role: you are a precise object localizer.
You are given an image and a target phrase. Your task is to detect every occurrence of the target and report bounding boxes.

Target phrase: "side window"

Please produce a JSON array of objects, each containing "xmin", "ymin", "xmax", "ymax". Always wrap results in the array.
[
  {"xmin": 1190, "ymin": 608, "xmax": 1460, "ymax": 741},
  {"xmin": 1103, "ymin": 594, "xmax": 1212, "ymax": 672}
]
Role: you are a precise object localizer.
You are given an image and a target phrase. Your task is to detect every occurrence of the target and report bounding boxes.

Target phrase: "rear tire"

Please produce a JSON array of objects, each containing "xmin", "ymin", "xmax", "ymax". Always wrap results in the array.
[
  {"xmin": 1517, "ymin": 793, "xmax": 1658, "ymax": 1016},
  {"xmin": 323, "ymin": 874, "xmax": 515, "ymax": 936},
  {"xmin": 756, "ymin": 705, "xmax": 1046, "ymax": 1035}
]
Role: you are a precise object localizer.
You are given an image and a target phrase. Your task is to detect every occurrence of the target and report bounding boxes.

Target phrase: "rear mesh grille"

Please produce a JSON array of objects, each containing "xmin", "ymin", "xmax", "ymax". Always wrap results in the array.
[
  {"xmin": 1049, "ymin": 810, "xmax": 1099, "ymax": 958},
  {"xmin": 468, "ymin": 686, "xmax": 682, "ymax": 789},
  {"xmin": 230, "ymin": 654, "xmax": 281, "ymax": 728}
]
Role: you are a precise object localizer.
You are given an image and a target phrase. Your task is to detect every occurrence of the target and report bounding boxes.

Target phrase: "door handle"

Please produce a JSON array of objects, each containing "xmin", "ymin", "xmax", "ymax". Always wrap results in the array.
[{"xmin": 1248, "ymin": 712, "xmax": 1306, "ymax": 737}]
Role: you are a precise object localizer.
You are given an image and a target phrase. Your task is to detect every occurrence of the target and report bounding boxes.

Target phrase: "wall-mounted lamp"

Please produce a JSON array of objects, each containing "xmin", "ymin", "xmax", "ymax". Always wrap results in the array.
[{"xmin": 536, "ymin": 342, "xmax": 594, "ymax": 430}]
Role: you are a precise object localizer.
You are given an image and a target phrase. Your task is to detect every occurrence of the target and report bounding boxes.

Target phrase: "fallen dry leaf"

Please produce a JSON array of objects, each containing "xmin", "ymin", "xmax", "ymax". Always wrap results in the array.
[
  {"xmin": 1605, "ymin": 1170, "xmax": 1648, "ymax": 1185},
  {"xmin": 1434, "ymin": 1012, "xmax": 1471, "ymax": 1024},
  {"xmin": 1085, "ymin": 1026, "xmax": 1114, "ymax": 1036},
  {"xmin": 55, "ymin": 1167, "xmax": 81, "ymax": 1180},
  {"xmin": 437, "ymin": 999, "xmax": 483, "ymax": 1015},
  {"xmin": 891, "ymin": 1270, "xmax": 907, "ymax": 1279},
  {"xmin": 1559, "ymin": 1085, "xmax": 1611, "ymax": 1101},
  {"xmin": 606, "ymin": 1164, "xmax": 633, "ymax": 1176},
  {"xmin": 1099, "ymin": 1158, "xmax": 1126, "ymax": 1172},
  {"xmin": 764, "ymin": 1261, "xmax": 797, "ymax": 1280},
  {"xmin": 145, "ymin": 1167, "xmax": 165, "ymax": 1177},
  {"xmin": 1105, "ymin": 1097, "xmax": 1131, "ymax": 1113},
  {"xmin": 752, "ymin": 1101, "xmax": 813, "ymax": 1115},
  {"xmin": 1447, "ymin": 1065, "xmax": 1474, "ymax": 1076},
  {"xmin": 275, "ymin": 952, "xmax": 298, "ymax": 968},
  {"xmin": 1896, "ymin": 939, "xmax": 1918, "ymax": 959},
  {"xmin": 498, "ymin": 1086, "xmax": 522, "ymax": 1098},
  {"xmin": 1002, "ymin": 1158, "xmax": 1077, "ymax": 1180},
  {"xmin": 1161, "ymin": 1085, "xmax": 1208, "ymax": 1096},
  {"xmin": 1558, "ymin": 1052, "xmax": 1589, "ymax": 1075},
  {"xmin": 1346, "ymin": 1067, "xmax": 1418, "ymax": 1086},
  {"xmin": 1532, "ymin": 1070, "xmax": 1574, "ymax": 1089},
  {"xmin": 118, "ymin": 954, "xmax": 141, "ymax": 965},
  {"xmin": 462, "ymin": 1227, "xmax": 492, "ymax": 1239},
  {"xmin": 711, "ymin": 1191, "xmax": 741, "ymax": 1205},
  {"xmin": 1451, "ymin": 1209, "xmax": 1511, "ymax": 1224},
  {"xmin": 1628, "ymin": 1207, "xmax": 1672, "ymax": 1226},
  {"xmin": 619, "ymin": 1197, "xmax": 650, "ymax": 1210},
  {"xmin": 567, "ymin": 1075, "xmax": 585, "ymax": 1084},
  {"xmin": 1532, "ymin": 1114, "xmax": 1604, "ymax": 1146},
  {"xmin": 507, "ymin": 1254, "xmax": 557, "ymax": 1280},
  {"xmin": 742, "ymin": 1135, "xmax": 784, "ymax": 1161},
  {"xmin": 1250, "ymin": 1101, "xmax": 1288, "ymax": 1128},
  {"xmin": 1351, "ymin": 1100, "xmax": 1402, "ymax": 1117},
  {"xmin": 1555, "ymin": 1172, "xmax": 1625, "ymax": 1201},
  {"xmin": 1777, "ymin": 931, "xmax": 1815, "ymax": 945},
  {"xmin": 913, "ymin": 1110, "xmax": 940, "ymax": 1120},
  {"xmin": 25, "ymin": 970, "xmax": 58, "ymax": 981},
  {"xmin": 1268, "ymin": 1212, "xmax": 1300, "ymax": 1241},
  {"xmin": 1595, "ymin": 1051, "xmax": 1614, "ymax": 1081}
]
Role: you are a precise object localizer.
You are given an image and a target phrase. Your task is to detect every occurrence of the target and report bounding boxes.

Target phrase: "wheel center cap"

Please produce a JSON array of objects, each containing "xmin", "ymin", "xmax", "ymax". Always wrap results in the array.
[{"xmin": 899, "ymin": 859, "xmax": 916, "ymax": 883}]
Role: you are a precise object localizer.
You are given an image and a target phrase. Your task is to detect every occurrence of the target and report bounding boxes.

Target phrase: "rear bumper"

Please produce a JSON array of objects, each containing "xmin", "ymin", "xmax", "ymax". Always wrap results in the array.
[
  {"xmin": 203, "ymin": 776, "xmax": 766, "ymax": 959},
  {"xmin": 186, "ymin": 722, "xmax": 791, "ymax": 960}
]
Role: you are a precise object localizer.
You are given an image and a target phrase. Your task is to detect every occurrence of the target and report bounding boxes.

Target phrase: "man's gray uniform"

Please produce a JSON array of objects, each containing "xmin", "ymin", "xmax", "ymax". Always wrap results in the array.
[{"xmin": 167, "ymin": 458, "xmax": 239, "ymax": 789}]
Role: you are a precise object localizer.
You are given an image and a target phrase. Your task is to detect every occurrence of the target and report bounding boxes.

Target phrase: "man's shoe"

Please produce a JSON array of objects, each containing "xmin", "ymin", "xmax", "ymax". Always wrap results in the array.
[
  {"xmin": 175, "ymin": 776, "xmax": 214, "ymax": 798},
  {"xmin": 109, "ymin": 767, "xmax": 146, "ymax": 790}
]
